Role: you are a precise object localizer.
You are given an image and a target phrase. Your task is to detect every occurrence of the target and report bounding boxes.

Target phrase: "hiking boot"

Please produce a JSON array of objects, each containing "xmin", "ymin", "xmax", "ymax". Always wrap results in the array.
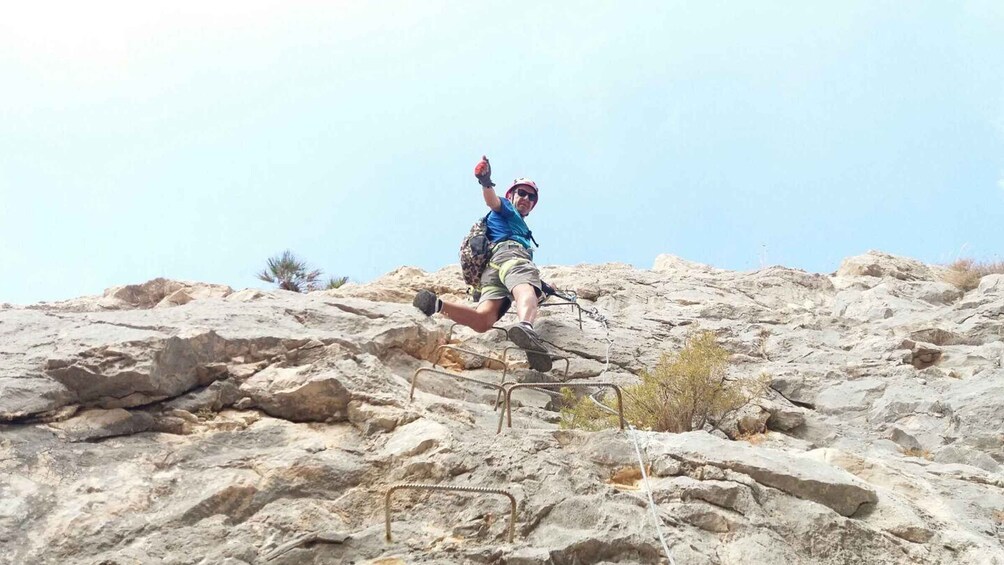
[
  {"xmin": 412, "ymin": 290, "xmax": 440, "ymax": 317},
  {"xmin": 507, "ymin": 324, "xmax": 553, "ymax": 372}
]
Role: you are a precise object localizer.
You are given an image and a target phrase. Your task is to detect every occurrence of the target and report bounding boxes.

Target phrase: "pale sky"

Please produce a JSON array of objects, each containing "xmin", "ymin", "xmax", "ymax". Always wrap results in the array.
[{"xmin": 2, "ymin": 1, "xmax": 1002, "ymax": 304}]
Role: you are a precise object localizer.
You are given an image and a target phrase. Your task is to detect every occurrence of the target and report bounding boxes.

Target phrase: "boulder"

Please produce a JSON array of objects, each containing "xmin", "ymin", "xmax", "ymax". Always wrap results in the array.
[
  {"xmin": 45, "ymin": 331, "xmax": 232, "ymax": 409},
  {"xmin": 933, "ymin": 445, "xmax": 1000, "ymax": 473},
  {"xmin": 0, "ymin": 376, "xmax": 74, "ymax": 421},
  {"xmin": 976, "ymin": 274, "xmax": 1004, "ymax": 295},
  {"xmin": 98, "ymin": 278, "xmax": 233, "ymax": 310},
  {"xmin": 836, "ymin": 251, "xmax": 936, "ymax": 282},
  {"xmin": 48, "ymin": 408, "xmax": 153, "ymax": 442},
  {"xmin": 649, "ymin": 432, "xmax": 878, "ymax": 517},
  {"xmin": 898, "ymin": 339, "xmax": 943, "ymax": 369},
  {"xmin": 380, "ymin": 418, "xmax": 449, "ymax": 457},
  {"xmin": 240, "ymin": 365, "xmax": 351, "ymax": 422}
]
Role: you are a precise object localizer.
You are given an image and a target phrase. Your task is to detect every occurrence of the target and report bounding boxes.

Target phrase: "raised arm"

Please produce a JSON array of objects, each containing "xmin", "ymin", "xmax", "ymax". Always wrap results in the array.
[
  {"xmin": 475, "ymin": 155, "xmax": 503, "ymax": 212},
  {"xmin": 481, "ymin": 186, "xmax": 502, "ymax": 212}
]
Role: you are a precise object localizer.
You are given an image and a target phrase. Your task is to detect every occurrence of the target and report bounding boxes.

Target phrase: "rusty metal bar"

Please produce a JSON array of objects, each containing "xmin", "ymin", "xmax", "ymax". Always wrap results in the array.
[
  {"xmin": 433, "ymin": 344, "xmax": 508, "ymax": 371},
  {"xmin": 492, "ymin": 347, "xmax": 571, "ymax": 410},
  {"xmin": 499, "ymin": 382, "xmax": 625, "ymax": 433},
  {"xmin": 539, "ymin": 300, "xmax": 583, "ymax": 330},
  {"xmin": 385, "ymin": 483, "xmax": 517, "ymax": 543},
  {"xmin": 409, "ymin": 367, "xmax": 505, "ymax": 402}
]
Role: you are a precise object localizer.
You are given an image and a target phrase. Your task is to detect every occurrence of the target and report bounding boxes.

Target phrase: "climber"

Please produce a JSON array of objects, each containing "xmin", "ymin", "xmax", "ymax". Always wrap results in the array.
[{"xmin": 413, "ymin": 156, "xmax": 553, "ymax": 372}]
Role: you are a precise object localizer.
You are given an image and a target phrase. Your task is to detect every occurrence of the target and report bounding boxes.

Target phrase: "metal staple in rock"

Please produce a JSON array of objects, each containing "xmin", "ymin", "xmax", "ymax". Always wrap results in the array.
[
  {"xmin": 539, "ymin": 298, "xmax": 584, "ymax": 329},
  {"xmin": 409, "ymin": 367, "xmax": 506, "ymax": 403},
  {"xmin": 384, "ymin": 483, "xmax": 517, "ymax": 543},
  {"xmin": 498, "ymin": 382, "xmax": 625, "ymax": 434}
]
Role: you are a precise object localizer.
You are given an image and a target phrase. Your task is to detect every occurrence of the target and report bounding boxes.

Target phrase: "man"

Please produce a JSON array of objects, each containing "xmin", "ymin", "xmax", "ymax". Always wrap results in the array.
[{"xmin": 413, "ymin": 156, "xmax": 552, "ymax": 371}]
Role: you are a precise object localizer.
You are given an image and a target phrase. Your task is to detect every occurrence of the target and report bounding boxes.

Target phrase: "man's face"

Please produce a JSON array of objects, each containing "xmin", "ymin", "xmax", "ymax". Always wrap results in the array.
[{"xmin": 509, "ymin": 186, "xmax": 537, "ymax": 217}]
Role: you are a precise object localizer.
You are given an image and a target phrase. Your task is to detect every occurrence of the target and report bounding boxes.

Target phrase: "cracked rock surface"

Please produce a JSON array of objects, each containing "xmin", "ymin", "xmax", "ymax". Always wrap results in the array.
[{"xmin": 1, "ymin": 250, "xmax": 1003, "ymax": 564}]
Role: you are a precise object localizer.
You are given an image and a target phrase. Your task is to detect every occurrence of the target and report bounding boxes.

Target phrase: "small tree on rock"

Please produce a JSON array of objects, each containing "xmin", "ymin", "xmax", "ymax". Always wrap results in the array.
[
  {"xmin": 257, "ymin": 250, "xmax": 322, "ymax": 293},
  {"xmin": 326, "ymin": 276, "xmax": 349, "ymax": 290}
]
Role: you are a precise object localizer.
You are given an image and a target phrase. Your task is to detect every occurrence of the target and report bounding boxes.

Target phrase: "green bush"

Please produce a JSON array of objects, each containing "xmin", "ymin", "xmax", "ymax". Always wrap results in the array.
[{"xmin": 561, "ymin": 331, "xmax": 769, "ymax": 433}]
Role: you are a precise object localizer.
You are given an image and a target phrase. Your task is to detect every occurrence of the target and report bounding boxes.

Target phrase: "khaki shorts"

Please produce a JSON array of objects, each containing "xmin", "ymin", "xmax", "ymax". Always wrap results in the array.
[{"xmin": 478, "ymin": 242, "xmax": 542, "ymax": 318}]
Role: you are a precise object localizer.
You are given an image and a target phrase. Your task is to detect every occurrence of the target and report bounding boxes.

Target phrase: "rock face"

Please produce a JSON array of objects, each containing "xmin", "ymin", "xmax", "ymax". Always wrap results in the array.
[{"xmin": 1, "ymin": 251, "xmax": 1003, "ymax": 565}]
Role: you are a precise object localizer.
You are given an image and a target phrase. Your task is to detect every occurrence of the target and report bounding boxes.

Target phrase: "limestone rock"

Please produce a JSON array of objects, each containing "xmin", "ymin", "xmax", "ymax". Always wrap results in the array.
[
  {"xmin": 763, "ymin": 397, "xmax": 806, "ymax": 431},
  {"xmin": 836, "ymin": 251, "xmax": 936, "ymax": 282},
  {"xmin": 649, "ymin": 432, "xmax": 878, "ymax": 516},
  {"xmin": 380, "ymin": 418, "xmax": 449, "ymax": 457},
  {"xmin": 652, "ymin": 254, "xmax": 716, "ymax": 273},
  {"xmin": 4, "ymin": 252, "xmax": 1004, "ymax": 565},
  {"xmin": 347, "ymin": 400, "xmax": 410, "ymax": 434},
  {"xmin": 899, "ymin": 339, "xmax": 943, "ymax": 369},
  {"xmin": 45, "ymin": 331, "xmax": 232, "ymax": 409},
  {"xmin": 155, "ymin": 283, "xmax": 233, "ymax": 308},
  {"xmin": 240, "ymin": 364, "xmax": 352, "ymax": 422},
  {"xmin": 933, "ymin": 445, "xmax": 1000, "ymax": 473},
  {"xmin": 48, "ymin": 408, "xmax": 153, "ymax": 442},
  {"xmin": 0, "ymin": 376, "xmax": 74, "ymax": 421},
  {"xmin": 100, "ymin": 278, "xmax": 233, "ymax": 310},
  {"xmin": 165, "ymin": 379, "xmax": 242, "ymax": 413}
]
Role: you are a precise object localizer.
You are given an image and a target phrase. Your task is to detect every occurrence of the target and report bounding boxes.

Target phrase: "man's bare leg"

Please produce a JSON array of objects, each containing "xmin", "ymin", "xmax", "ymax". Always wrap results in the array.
[
  {"xmin": 510, "ymin": 283, "xmax": 539, "ymax": 325},
  {"xmin": 506, "ymin": 283, "xmax": 551, "ymax": 371},
  {"xmin": 440, "ymin": 299, "xmax": 504, "ymax": 333}
]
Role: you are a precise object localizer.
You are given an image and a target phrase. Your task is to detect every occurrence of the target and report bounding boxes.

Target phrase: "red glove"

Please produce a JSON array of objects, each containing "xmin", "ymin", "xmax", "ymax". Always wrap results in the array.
[{"xmin": 474, "ymin": 155, "xmax": 494, "ymax": 188}]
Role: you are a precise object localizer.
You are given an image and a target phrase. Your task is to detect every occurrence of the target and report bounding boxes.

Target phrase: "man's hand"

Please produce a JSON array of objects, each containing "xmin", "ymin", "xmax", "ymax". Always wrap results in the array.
[{"xmin": 474, "ymin": 155, "xmax": 495, "ymax": 188}]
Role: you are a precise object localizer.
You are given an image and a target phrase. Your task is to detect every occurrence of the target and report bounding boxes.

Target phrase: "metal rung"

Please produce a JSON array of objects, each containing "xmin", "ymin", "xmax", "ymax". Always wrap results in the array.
[
  {"xmin": 539, "ymin": 300, "xmax": 583, "ymax": 330},
  {"xmin": 493, "ymin": 347, "xmax": 570, "ymax": 409},
  {"xmin": 409, "ymin": 367, "xmax": 506, "ymax": 403},
  {"xmin": 385, "ymin": 483, "xmax": 517, "ymax": 543},
  {"xmin": 497, "ymin": 382, "xmax": 625, "ymax": 434}
]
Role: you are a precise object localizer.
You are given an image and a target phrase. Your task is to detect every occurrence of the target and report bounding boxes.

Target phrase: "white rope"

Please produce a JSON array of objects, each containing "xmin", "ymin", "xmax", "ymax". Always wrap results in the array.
[
  {"xmin": 579, "ymin": 302, "xmax": 676, "ymax": 565},
  {"xmin": 628, "ymin": 425, "xmax": 676, "ymax": 565}
]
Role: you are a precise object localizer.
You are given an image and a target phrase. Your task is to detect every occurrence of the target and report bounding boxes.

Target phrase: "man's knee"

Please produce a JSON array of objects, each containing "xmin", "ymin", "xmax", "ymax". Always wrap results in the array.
[
  {"xmin": 512, "ymin": 283, "xmax": 541, "ymax": 300},
  {"xmin": 472, "ymin": 301, "xmax": 503, "ymax": 332},
  {"xmin": 471, "ymin": 318, "xmax": 495, "ymax": 333}
]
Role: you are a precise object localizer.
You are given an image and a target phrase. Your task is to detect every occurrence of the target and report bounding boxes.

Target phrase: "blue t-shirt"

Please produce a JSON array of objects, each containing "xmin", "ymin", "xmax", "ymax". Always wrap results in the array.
[{"xmin": 486, "ymin": 198, "xmax": 534, "ymax": 250}]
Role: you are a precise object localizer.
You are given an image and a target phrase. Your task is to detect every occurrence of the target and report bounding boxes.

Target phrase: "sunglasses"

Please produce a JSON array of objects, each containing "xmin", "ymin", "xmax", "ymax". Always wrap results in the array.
[{"xmin": 515, "ymin": 188, "xmax": 538, "ymax": 202}]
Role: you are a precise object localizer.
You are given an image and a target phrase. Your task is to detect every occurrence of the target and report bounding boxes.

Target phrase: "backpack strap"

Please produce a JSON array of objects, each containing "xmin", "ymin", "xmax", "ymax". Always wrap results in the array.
[{"xmin": 527, "ymin": 230, "xmax": 539, "ymax": 248}]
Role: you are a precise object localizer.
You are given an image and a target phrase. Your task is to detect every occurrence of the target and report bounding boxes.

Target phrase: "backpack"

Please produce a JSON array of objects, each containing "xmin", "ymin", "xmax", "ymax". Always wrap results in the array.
[{"xmin": 459, "ymin": 213, "xmax": 492, "ymax": 300}]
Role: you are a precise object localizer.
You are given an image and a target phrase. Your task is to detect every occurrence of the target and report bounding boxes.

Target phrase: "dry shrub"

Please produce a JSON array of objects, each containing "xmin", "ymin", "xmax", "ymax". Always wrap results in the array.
[
  {"xmin": 735, "ymin": 430, "xmax": 769, "ymax": 445},
  {"xmin": 942, "ymin": 258, "xmax": 1004, "ymax": 291},
  {"xmin": 901, "ymin": 447, "xmax": 933, "ymax": 460},
  {"xmin": 561, "ymin": 331, "xmax": 769, "ymax": 433}
]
